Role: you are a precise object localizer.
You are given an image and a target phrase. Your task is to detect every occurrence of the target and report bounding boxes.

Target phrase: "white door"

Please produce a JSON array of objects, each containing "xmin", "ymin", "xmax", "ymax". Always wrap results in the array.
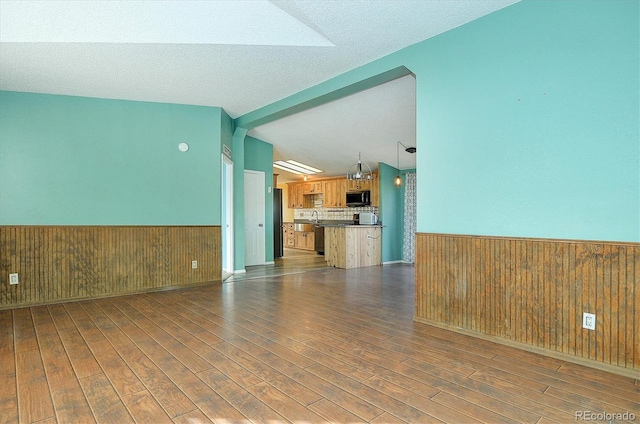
[
  {"xmin": 222, "ymin": 155, "xmax": 233, "ymax": 274},
  {"xmin": 244, "ymin": 170, "xmax": 265, "ymax": 266}
]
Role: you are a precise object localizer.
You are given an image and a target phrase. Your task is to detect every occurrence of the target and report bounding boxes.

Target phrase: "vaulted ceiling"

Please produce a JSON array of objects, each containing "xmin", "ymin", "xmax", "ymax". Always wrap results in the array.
[{"xmin": 0, "ymin": 0, "xmax": 520, "ymax": 181}]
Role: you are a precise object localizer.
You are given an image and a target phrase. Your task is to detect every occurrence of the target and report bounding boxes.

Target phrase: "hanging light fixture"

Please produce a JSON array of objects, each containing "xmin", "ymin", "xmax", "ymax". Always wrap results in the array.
[
  {"xmin": 347, "ymin": 152, "xmax": 373, "ymax": 182},
  {"xmin": 394, "ymin": 141, "xmax": 417, "ymax": 186},
  {"xmin": 394, "ymin": 141, "xmax": 402, "ymax": 187}
]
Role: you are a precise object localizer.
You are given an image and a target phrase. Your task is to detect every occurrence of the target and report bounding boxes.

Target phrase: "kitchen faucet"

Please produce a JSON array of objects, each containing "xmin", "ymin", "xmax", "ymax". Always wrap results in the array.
[{"xmin": 311, "ymin": 210, "xmax": 319, "ymax": 223}]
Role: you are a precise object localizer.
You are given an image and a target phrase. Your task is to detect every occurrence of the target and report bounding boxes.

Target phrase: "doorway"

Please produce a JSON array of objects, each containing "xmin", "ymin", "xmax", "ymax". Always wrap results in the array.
[
  {"xmin": 244, "ymin": 170, "xmax": 266, "ymax": 266},
  {"xmin": 222, "ymin": 154, "xmax": 234, "ymax": 279}
]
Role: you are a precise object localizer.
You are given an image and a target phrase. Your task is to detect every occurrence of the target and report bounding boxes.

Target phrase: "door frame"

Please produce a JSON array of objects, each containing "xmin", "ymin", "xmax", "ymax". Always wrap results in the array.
[
  {"xmin": 222, "ymin": 154, "xmax": 234, "ymax": 274},
  {"xmin": 243, "ymin": 169, "xmax": 266, "ymax": 266}
]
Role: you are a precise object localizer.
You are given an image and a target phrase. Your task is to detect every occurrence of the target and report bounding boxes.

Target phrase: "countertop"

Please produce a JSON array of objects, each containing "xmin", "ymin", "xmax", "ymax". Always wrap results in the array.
[
  {"xmin": 320, "ymin": 223, "xmax": 382, "ymax": 227},
  {"xmin": 294, "ymin": 219, "xmax": 381, "ymax": 228}
]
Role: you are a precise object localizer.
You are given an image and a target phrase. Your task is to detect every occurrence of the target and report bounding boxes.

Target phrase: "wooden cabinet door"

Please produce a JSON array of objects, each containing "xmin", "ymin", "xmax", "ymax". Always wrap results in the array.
[
  {"xmin": 336, "ymin": 179, "xmax": 348, "ymax": 207},
  {"xmin": 303, "ymin": 182, "xmax": 322, "ymax": 194},
  {"xmin": 305, "ymin": 232, "xmax": 315, "ymax": 250},
  {"xmin": 287, "ymin": 184, "xmax": 296, "ymax": 209},
  {"xmin": 349, "ymin": 179, "xmax": 371, "ymax": 191},
  {"xmin": 295, "ymin": 184, "xmax": 305, "ymax": 208},
  {"xmin": 323, "ymin": 180, "xmax": 337, "ymax": 207},
  {"xmin": 370, "ymin": 173, "xmax": 380, "ymax": 207}
]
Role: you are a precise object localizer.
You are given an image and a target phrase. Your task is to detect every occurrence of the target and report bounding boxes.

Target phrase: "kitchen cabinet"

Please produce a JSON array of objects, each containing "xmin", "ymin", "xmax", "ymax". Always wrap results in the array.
[
  {"xmin": 288, "ymin": 172, "xmax": 377, "ymax": 209},
  {"xmin": 336, "ymin": 179, "xmax": 348, "ymax": 207},
  {"xmin": 323, "ymin": 178, "xmax": 354, "ymax": 208},
  {"xmin": 287, "ymin": 183, "xmax": 305, "ymax": 208},
  {"xmin": 303, "ymin": 182, "xmax": 322, "ymax": 194},
  {"xmin": 345, "ymin": 174, "xmax": 379, "ymax": 207},
  {"xmin": 283, "ymin": 223, "xmax": 295, "ymax": 247},
  {"xmin": 287, "ymin": 184, "xmax": 296, "ymax": 209},
  {"xmin": 370, "ymin": 173, "xmax": 379, "ymax": 207},
  {"xmin": 324, "ymin": 225, "xmax": 381, "ymax": 268},
  {"xmin": 294, "ymin": 231, "xmax": 315, "ymax": 250},
  {"xmin": 347, "ymin": 178, "xmax": 372, "ymax": 192},
  {"xmin": 322, "ymin": 180, "xmax": 338, "ymax": 207}
]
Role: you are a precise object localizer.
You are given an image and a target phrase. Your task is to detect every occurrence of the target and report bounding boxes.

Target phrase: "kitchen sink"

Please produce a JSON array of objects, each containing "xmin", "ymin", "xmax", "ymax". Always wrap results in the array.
[{"xmin": 293, "ymin": 223, "xmax": 314, "ymax": 232}]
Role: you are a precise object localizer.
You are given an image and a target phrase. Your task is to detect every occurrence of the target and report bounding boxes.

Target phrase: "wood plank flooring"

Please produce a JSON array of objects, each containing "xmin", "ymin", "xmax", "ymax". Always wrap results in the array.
[{"xmin": 1, "ymin": 263, "xmax": 638, "ymax": 423}]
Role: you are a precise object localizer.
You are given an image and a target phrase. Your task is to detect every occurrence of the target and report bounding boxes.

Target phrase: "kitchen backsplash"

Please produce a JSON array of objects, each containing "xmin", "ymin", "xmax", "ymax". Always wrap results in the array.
[{"xmin": 294, "ymin": 206, "xmax": 379, "ymax": 221}]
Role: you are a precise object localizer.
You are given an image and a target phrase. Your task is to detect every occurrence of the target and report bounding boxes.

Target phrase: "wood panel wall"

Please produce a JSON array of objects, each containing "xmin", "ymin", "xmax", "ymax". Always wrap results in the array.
[
  {"xmin": 0, "ymin": 226, "xmax": 221, "ymax": 309},
  {"xmin": 415, "ymin": 233, "xmax": 639, "ymax": 373}
]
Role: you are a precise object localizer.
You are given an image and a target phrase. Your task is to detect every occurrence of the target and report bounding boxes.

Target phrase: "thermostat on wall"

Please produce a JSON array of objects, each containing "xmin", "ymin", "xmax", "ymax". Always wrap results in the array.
[{"xmin": 178, "ymin": 142, "xmax": 189, "ymax": 152}]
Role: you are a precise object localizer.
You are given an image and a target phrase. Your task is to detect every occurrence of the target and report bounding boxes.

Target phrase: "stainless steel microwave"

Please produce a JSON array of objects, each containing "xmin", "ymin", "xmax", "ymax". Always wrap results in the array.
[{"xmin": 346, "ymin": 190, "xmax": 371, "ymax": 207}]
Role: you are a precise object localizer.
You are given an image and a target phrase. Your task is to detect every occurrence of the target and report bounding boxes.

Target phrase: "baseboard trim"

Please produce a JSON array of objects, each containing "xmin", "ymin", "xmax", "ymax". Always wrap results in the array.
[{"xmin": 413, "ymin": 316, "xmax": 638, "ymax": 379}]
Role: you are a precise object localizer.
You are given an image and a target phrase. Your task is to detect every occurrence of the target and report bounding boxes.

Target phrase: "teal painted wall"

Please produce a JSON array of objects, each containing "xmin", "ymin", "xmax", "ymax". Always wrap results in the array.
[
  {"xmin": 244, "ymin": 136, "xmax": 275, "ymax": 263},
  {"xmin": 220, "ymin": 110, "xmax": 234, "ymax": 271},
  {"xmin": 0, "ymin": 91, "xmax": 223, "ymax": 225},
  {"xmin": 411, "ymin": 0, "xmax": 639, "ymax": 242},
  {"xmin": 221, "ymin": 109, "xmax": 234, "ymax": 155},
  {"xmin": 232, "ymin": 128, "xmax": 247, "ymax": 272},
  {"xmin": 378, "ymin": 162, "xmax": 402, "ymax": 262},
  {"xmin": 235, "ymin": 0, "xmax": 639, "ymax": 243}
]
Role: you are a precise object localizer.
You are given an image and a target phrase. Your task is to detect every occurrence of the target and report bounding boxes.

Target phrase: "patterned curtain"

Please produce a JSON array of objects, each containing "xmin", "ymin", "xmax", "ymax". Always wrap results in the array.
[{"xmin": 402, "ymin": 172, "xmax": 417, "ymax": 263}]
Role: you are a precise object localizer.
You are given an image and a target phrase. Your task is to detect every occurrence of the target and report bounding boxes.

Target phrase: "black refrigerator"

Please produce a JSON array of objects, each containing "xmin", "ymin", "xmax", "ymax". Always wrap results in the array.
[{"xmin": 273, "ymin": 188, "xmax": 283, "ymax": 258}]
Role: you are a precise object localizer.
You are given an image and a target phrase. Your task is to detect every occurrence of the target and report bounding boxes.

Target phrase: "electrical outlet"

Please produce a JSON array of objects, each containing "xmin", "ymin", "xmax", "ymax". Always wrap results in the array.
[
  {"xmin": 582, "ymin": 312, "xmax": 596, "ymax": 330},
  {"xmin": 9, "ymin": 273, "xmax": 19, "ymax": 285},
  {"xmin": 192, "ymin": 260, "xmax": 198, "ymax": 269}
]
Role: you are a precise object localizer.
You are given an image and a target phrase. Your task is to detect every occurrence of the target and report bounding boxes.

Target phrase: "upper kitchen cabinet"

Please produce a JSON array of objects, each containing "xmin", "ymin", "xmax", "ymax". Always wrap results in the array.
[
  {"xmin": 346, "ymin": 178, "xmax": 371, "ymax": 192},
  {"xmin": 287, "ymin": 183, "xmax": 305, "ymax": 209},
  {"xmin": 370, "ymin": 173, "xmax": 379, "ymax": 207},
  {"xmin": 337, "ymin": 179, "xmax": 348, "ymax": 207},
  {"xmin": 346, "ymin": 173, "xmax": 379, "ymax": 207},
  {"xmin": 303, "ymin": 182, "xmax": 322, "ymax": 195},
  {"xmin": 288, "ymin": 172, "xmax": 378, "ymax": 209},
  {"xmin": 323, "ymin": 180, "xmax": 338, "ymax": 207}
]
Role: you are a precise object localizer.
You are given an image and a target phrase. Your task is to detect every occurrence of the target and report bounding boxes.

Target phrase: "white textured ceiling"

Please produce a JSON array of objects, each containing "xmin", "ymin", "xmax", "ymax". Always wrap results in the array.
[{"xmin": 0, "ymin": 0, "xmax": 520, "ymax": 181}]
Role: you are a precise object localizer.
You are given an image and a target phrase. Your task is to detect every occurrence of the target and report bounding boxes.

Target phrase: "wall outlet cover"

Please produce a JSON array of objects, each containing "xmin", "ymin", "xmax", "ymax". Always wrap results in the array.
[
  {"xmin": 192, "ymin": 260, "xmax": 198, "ymax": 269},
  {"xmin": 582, "ymin": 312, "xmax": 596, "ymax": 330},
  {"xmin": 9, "ymin": 273, "xmax": 19, "ymax": 285}
]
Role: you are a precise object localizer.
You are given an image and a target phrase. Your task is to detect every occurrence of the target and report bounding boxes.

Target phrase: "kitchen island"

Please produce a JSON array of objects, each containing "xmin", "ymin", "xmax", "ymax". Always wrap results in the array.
[{"xmin": 324, "ymin": 224, "xmax": 382, "ymax": 269}]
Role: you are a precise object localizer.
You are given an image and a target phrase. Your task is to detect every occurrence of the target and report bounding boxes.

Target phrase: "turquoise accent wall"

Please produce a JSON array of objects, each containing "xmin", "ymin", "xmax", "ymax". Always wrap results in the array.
[
  {"xmin": 232, "ymin": 127, "xmax": 248, "ymax": 272},
  {"xmin": 244, "ymin": 136, "xmax": 275, "ymax": 263},
  {"xmin": 235, "ymin": 0, "xmax": 639, "ymax": 243},
  {"xmin": 220, "ymin": 110, "xmax": 234, "ymax": 271},
  {"xmin": 412, "ymin": 0, "xmax": 639, "ymax": 242},
  {"xmin": 0, "ymin": 91, "xmax": 223, "ymax": 225},
  {"xmin": 378, "ymin": 162, "xmax": 402, "ymax": 262},
  {"xmin": 221, "ymin": 109, "xmax": 234, "ymax": 155}
]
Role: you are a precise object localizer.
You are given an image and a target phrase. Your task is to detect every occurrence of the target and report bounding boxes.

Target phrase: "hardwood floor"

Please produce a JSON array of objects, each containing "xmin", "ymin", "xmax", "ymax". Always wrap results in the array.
[
  {"xmin": 1, "ymin": 263, "xmax": 638, "ymax": 423},
  {"xmin": 225, "ymin": 248, "xmax": 327, "ymax": 283}
]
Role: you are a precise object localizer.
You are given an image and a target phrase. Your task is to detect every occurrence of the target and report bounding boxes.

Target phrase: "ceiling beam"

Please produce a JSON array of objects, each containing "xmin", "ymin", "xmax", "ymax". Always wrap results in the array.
[{"xmin": 234, "ymin": 65, "xmax": 412, "ymax": 130}]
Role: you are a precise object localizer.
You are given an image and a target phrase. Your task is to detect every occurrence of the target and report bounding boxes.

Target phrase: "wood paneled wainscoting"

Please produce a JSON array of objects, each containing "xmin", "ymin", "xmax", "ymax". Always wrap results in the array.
[
  {"xmin": 0, "ymin": 226, "xmax": 221, "ymax": 309},
  {"xmin": 415, "ymin": 233, "xmax": 639, "ymax": 377}
]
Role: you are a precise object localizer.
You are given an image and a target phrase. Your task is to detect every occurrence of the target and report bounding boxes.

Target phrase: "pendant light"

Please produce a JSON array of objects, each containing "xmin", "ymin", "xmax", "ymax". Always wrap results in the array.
[
  {"xmin": 347, "ymin": 152, "xmax": 372, "ymax": 182},
  {"xmin": 394, "ymin": 141, "xmax": 402, "ymax": 187},
  {"xmin": 394, "ymin": 141, "xmax": 416, "ymax": 186}
]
